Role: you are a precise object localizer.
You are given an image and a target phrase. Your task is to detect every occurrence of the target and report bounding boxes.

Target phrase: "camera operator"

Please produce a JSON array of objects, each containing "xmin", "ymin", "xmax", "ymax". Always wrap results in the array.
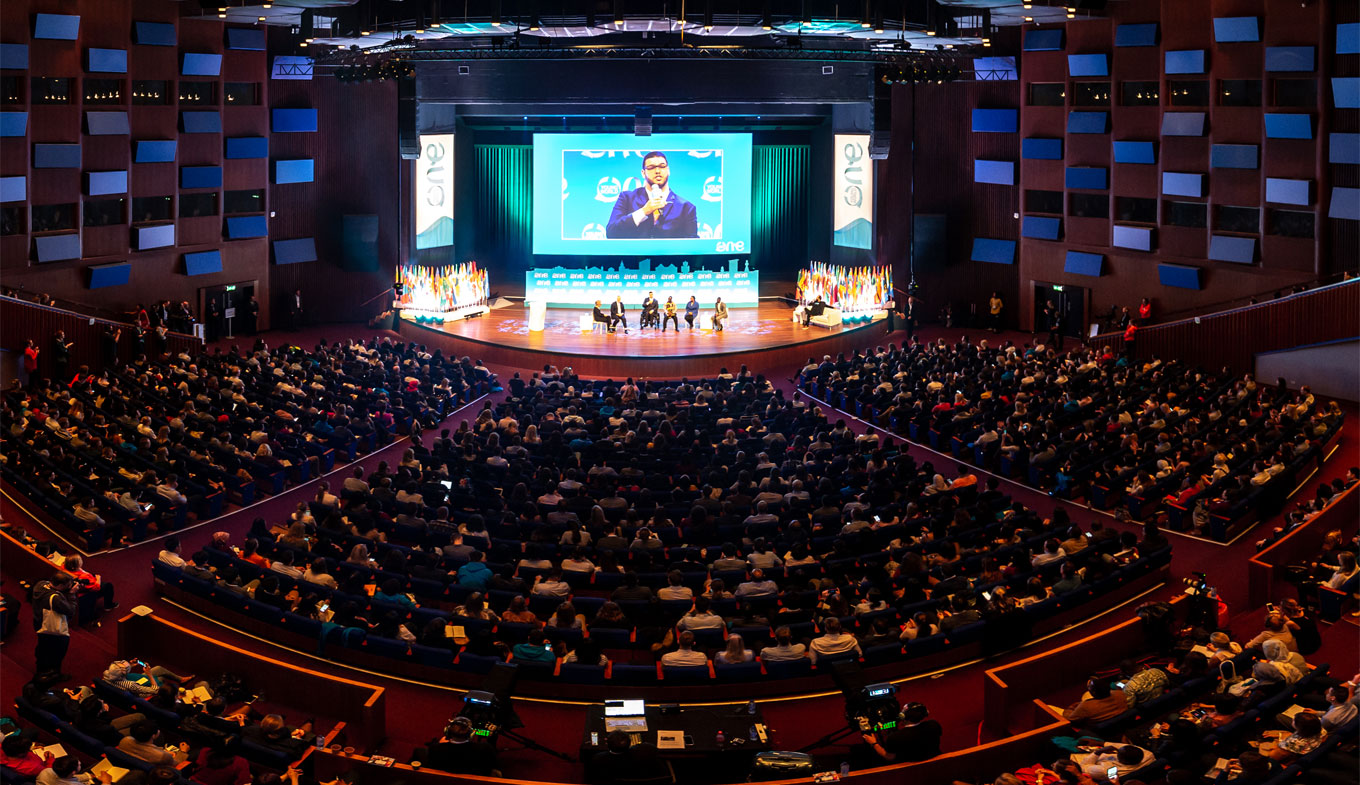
[
  {"xmin": 415, "ymin": 717, "xmax": 499, "ymax": 777},
  {"xmin": 859, "ymin": 702, "xmax": 942, "ymax": 763}
]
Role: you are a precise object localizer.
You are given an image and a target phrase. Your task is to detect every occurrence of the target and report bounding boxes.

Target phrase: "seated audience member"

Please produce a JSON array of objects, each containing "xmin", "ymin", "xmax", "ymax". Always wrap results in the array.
[
  {"xmin": 1246, "ymin": 612, "xmax": 1298, "ymax": 653},
  {"xmin": 1253, "ymin": 639, "xmax": 1306, "ymax": 687},
  {"xmin": 590, "ymin": 730, "xmax": 668, "ymax": 784},
  {"xmin": 1257, "ymin": 711, "xmax": 1326, "ymax": 762},
  {"xmin": 809, "ymin": 617, "xmax": 862, "ymax": 663},
  {"xmin": 241, "ymin": 714, "xmax": 314, "ymax": 760},
  {"xmin": 676, "ymin": 596, "xmax": 724, "ymax": 631},
  {"xmin": 419, "ymin": 717, "xmax": 498, "ymax": 776},
  {"xmin": 860, "ymin": 702, "xmax": 942, "ymax": 763},
  {"xmin": 564, "ymin": 638, "xmax": 609, "ymax": 667},
  {"xmin": 1, "ymin": 734, "xmax": 54, "ymax": 778},
  {"xmin": 72, "ymin": 695, "xmax": 146, "ymax": 745},
  {"xmin": 761, "ymin": 627, "xmax": 808, "ymax": 661},
  {"xmin": 192, "ymin": 737, "xmax": 252, "ymax": 785},
  {"xmin": 118, "ymin": 721, "xmax": 187, "ymax": 765},
  {"xmin": 660, "ymin": 630, "xmax": 709, "ymax": 667},
  {"xmin": 1063, "ymin": 678, "xmax": 1129, "ymax": 726},
  {"xmin": 158, "ymin": 537, "xmax": 187, "ymax": 568},
  {"xmin": 37, "ymin": 755, "xmax": 117, "ymax": 785},
  {"xmin": 63, "ymin": 555, "xmax": 116, "ymax": 610},
  {"xmin": 1070, "ymin": 743, "xmax": 1154, "ymax": 779},
  {"xmin": 101, "ymin": 659, "xmax": 189, "ymax": 698},
  {"xmin": 511, "ymin": 630, "xmax": 557, "ymax": 664},
  {"xmin": 1119, "ymin": 660, "xmax": 1170, "ymax": 706},
  {"xmin": 715, "ymin": 634, "xmax": 754, "ymax": 664}
]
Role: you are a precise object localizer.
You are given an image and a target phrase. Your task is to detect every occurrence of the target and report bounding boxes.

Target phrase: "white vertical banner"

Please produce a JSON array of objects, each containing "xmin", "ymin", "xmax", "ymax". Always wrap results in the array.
[
  {"xmin": 833, "ymin": 133, "xmax": 873, "ymax": 250},
  {"xmin": 415, "ymin": 133, "xmax": 454, "ymax": 250}
]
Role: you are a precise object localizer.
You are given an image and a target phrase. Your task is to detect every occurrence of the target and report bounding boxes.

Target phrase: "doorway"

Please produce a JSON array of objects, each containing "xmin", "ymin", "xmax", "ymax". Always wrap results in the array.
[
  {"xmin": 199, "ymin": 281, "xmax": 257, "ymax": 342},
  {"xmin": 1033, "ymin": 282, "xmax": 1088, "ymax": 344}
]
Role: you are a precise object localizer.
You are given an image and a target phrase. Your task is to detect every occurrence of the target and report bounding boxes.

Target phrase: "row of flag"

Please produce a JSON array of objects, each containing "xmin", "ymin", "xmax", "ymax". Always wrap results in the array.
[
  {"xmin": 395, "ymin": 261, "xmax": 490, "ymax": 312},
  {"xmin": 796, "ymin": 261, "xmax": 893, "ymax": 312}
]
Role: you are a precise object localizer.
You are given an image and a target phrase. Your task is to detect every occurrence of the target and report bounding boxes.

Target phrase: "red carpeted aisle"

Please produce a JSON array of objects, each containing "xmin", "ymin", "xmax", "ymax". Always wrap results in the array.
[{"xmin": 2, "ymin": 322, "xmax": 1355, "ymax": 783}]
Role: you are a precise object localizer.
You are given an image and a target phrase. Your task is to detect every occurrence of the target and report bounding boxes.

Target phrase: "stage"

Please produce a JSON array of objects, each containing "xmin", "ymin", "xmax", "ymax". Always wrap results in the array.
[{"xmin": 395, "ymin": 301, "xmax": 896, "ymax": 378}]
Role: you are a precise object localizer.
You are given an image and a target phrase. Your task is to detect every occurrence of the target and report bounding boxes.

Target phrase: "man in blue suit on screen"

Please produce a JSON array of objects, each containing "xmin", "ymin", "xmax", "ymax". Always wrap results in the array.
[{"xmin": 605, "ymin": 151, "xmax": 700, "ymax": 239}]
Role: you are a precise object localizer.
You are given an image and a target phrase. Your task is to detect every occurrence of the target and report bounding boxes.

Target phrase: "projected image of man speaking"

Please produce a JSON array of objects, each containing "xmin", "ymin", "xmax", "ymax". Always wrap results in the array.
[{"xmin": 605, "ymin": 152, "xmax": 700, "ymax": 239}]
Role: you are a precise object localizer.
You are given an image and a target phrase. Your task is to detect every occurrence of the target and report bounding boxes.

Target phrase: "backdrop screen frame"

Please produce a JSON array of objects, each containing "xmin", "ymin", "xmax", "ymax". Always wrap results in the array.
[{"xmin": 532, "ymin": 132, "xmax": 752, "ymax": 256}]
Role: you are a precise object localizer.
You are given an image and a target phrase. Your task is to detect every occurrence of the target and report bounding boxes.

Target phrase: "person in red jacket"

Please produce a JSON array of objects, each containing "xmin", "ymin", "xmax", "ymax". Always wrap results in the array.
[
  {"xmin": 22, "ymin": 338, "xmax": 40, "ymax": 388},
  {"xmin": 1138, "ymin": 297, "xmax": 1153, "ymax": 322}
]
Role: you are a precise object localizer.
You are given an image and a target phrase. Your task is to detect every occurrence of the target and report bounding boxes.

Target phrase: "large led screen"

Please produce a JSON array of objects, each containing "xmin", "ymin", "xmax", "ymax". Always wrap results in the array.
[{"xmin": 533, "ymin": 133, "xmax": 752, "ymax": 256}]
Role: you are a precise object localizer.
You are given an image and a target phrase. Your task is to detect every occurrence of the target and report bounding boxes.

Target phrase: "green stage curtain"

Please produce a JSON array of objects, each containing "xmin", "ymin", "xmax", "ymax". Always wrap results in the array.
[
  {"xmin": 752, "ymin": 145, "xmax": 809, "ymax": 270},
  {"xmin": 475, "ymin": 144, "xmax": 532, "ymax": 265}
]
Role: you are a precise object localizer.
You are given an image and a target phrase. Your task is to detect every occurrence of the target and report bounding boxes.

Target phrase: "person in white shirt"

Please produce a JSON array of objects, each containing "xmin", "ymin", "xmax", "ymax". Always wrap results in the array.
[
  {"xmin": 760, "ymin": 627, "xmax": 808, "ymax": 662},
  {"xmin": 657, "ymin": 571, "xmax": 695, "ymax": 601},
  {"xmin": 157, "ymin": 537, "xmax": 186, "ymax": 568},
  {"xmin": 676, "ymin": 597, "xmax": 724, "ymax": 631},
  {"xmin": 809, "ymin": 617, "xmax": 862, "ymax": 663},
  {"xmin": 1070, "ymin": 744, "xmax": 1153, "ymax": 780},
  {"xmin": 532, "ymin": 570, "xmax": 571, "ymax": 599},
  {"xmin": 155, "ymin": 476, "xmax": 187, "ymax": 506},
  {"xmin": 660, "ymin": 630, "xmax": 709, "ymax": 667},
  {"xmin": 735, "ymin": 569, "xmax": 778, "ymax": 599}
]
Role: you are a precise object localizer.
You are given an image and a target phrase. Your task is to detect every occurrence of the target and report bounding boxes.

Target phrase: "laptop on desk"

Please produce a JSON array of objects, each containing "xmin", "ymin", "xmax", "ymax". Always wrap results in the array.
[{"xmin": 603, "ymin": 699, "xmax": 648, "ymax": 732}]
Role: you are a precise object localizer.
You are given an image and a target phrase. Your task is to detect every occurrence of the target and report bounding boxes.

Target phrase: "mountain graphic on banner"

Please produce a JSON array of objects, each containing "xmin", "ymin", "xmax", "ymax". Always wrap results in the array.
[
  {"xmin": 834, "ymin": 218, "xmax": 873, "ymax": 250},
  {"xmin": 415, "ymin": 217, "xmax": 455, "ymax": 250}
]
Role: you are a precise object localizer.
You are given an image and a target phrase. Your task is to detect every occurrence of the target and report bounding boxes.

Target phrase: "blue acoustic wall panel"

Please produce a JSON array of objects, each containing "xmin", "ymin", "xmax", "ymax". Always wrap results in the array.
[
  {"xmin": 971, "ymin": 109, "xmax": 1018, "ymax": 133},
  {"xmin": 134, "ymin": 21, "xmax": 176, "ymax": 46},
  {"xmin": 1068, "ymin": 112, "xmax": 1108, "ymax": 134},
  {"xmin": 1065, "ymin": 167, "xmax": 1108, "ymax": 190},
  {"xmin": 272, "ymin": 108, "xmax": 318, "ymax": 133},
  {"xmin": 34, "ymin": 144, "xmax": 80, "ymax": 169},
  {"xmin": 225, "ymin": 215, "xmax": 267, "ymax": 239},
  {"xmin": 86, "ymin": 111, "xmax": 130, "ymax": 135},
  {"xmin": 1265, "ymin": 178, "xmax": 1311, "ymax": 207},
  {"xmin": 226, "ymin": 29, "xmax": 266, "ymax": 51},
  {"xmin": 1113, "ymin": 141, "xmax": 1156, "ymax": 164},
  {"xmin": 1341, "ymin": 23, "xmax": 1360, "ymax": 55},
  {"xmin": 184, "ymin": 250, "xmax": 223, "ymax": 276},
  {"xmin": 275, "ymin": 159, "xmax": 314, "ymax": 184},
  {"xmin": 1210, "ymin": 144, "xmax": 1258, "ymax": 169},
  {"xmin": 181, "ymin": 111, "xmax": 222, "ymax": 134},
  {"xmin": 1067, "ymin": 54, "xmax": 1109, "ymax": 77},
  {"xmin": 133, "ymin": 140, "xmax": 177, "ymax": 163},
  {"xmin": 1330, "ymin": 187, "xmax": 1360, "ymax": 221},
  {"xmin": 1330, "ymin": 133, "xmax": 1360, "ymax": 165},
  {"xmin": 274, "ymin": 237, "xmax": 317, "ymax": 264},
  {"xmin": 1115, "ymin": 24, "xmax": 1158, "ymax": 47},
  {"xmin": 1163, "ymin": 172, "xmax": 1205, "ymax": 198},
  {"xmin": 225, "ymin": 136, "xmax": 267, "ymax": 159},
  {"xmin": 1, "ymin": 43, "xmax": 29, "ymax": 70},
  {"xmin": 1022, "ymin": 138, "xmax": 1063, "ymax": 160},
  {"xmin": 1022, "ymin": 216, "xmax": 1062, "ymax": 240},
  {"xmin": 0, "ymin": 112, "xmax": 26, "ymax": 137},
  {"xmin": 88, "ymin": 262, "xmax": 131, "ymax": 290},
  {"xmin": 181, "ymin": 165, "xmax": 223, "ymax": 189},
  {"xmin": 1162, "ymin": 112, "xmax": 1206, "ymax": 137},
  {"xmin": 1113, "ymin": 225, "xmax": 1154, "ymax": 252},
  {"xmin": 133, "ymin": 223, "xmax": 175, "ymax": 250},
  {"xmin": 1214, "ymin": 17, "xmax": 1259, "ymax": 43},
  {"xmin": 0, "ymin": 176, "xmax": 25, "ymax": 202},
  {"xmin": 974, "ymin": 160, "xmax": 1016, "ymax": 185},
  {"xmin": 1065, "ymin": 251, "xmax": 1104, "ymax": 277},
  {"xmin": 1158, "ymin": 264, "xmax": 1202, "ymax": 290},
  {"xmin": 181, "ymin": 53, "xmax": 222, "ymax": 77},
  {"xmin": 1332, "ymin": 78, "xmax": 1360, "ymax": 109},
  {"xmin": 970, "ymin": 238, "xmax": 1016, "ymax": 265},
  {"xmin": 1165, "ymin": 50, "xmax": 1206, "ymax": 74},
  {"xmin": 34, "ymin": 234, "xmax": 81, "ymax": 263},
  {"xmin": 1023, "ymin": 29, "xmax": 1064, "ymax": 51},
  {"xmin": 86, "ymin": 170, "xmax": 128, "ymax": 196},
  {"xmin": 1209, "ymin": 235, "xmax": 1256, "ymax": 264},
  {"xmin": 34, "ymin": 14, "xmax": 80, "ymax": 40},
  {"xmin": 87, "ymin": 48, "xmax": 128, "ymax": 73},
  {"xmin": 1265, "ymin": 46, "xmax": 1314, "ymax": 72},
  {"xmin": 1264, "ymin": 114, "xmax": 1313, "ymax": 139}
]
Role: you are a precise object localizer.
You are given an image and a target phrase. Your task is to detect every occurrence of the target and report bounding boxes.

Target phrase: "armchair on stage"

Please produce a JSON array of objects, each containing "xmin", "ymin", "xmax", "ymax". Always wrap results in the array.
[{"xmin": 794, "ymin": 262, "xmax": 894, "ymax": 328}]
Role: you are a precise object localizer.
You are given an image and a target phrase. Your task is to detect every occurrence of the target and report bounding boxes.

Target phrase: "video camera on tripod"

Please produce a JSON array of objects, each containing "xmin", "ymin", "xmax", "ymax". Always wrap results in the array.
[{"xmin": 847, "ymin": 683, "xmax": 903, "ymax": 733}]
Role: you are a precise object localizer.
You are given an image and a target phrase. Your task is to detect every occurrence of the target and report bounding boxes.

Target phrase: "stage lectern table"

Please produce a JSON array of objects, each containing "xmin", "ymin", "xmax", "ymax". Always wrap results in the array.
[{"xmin": 527, "ymin": 300, "xmax": 547, "ymax": 332}]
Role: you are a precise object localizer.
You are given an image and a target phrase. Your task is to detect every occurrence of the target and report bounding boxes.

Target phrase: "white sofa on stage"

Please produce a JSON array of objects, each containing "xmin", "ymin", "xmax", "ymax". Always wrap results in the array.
[{"xmin": 810, "ymin": 308, "xmax": 842, "ymax": 328}]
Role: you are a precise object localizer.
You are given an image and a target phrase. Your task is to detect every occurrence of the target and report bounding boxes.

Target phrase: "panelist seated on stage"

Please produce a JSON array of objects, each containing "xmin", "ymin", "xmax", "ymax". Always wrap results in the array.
[
  {"xmin": 605, "ymin": 152, "xmax": 699, "ymax": 239},
  {"xmin": 800, "ymin": 296, "xmax": 828, "ymax": 326},
  {"xmin": 592, "ymin": 301, "xmax": 611, "ymax": 330},
  {"xmin": 640, "ymin": 292, "xmax": 660, "ymax": 328}
]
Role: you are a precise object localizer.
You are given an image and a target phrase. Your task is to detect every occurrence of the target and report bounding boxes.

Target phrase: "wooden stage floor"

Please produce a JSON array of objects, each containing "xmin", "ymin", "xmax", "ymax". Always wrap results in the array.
[{"xmin": 397, "ymin": 302, "xmax": 896, "ymax": 377}]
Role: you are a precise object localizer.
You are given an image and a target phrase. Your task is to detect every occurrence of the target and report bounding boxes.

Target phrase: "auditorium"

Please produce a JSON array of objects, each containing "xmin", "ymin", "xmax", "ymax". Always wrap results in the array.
[{"xmin": 2, "ymin": 1, "xmax": 1359, "ymax": 784}]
